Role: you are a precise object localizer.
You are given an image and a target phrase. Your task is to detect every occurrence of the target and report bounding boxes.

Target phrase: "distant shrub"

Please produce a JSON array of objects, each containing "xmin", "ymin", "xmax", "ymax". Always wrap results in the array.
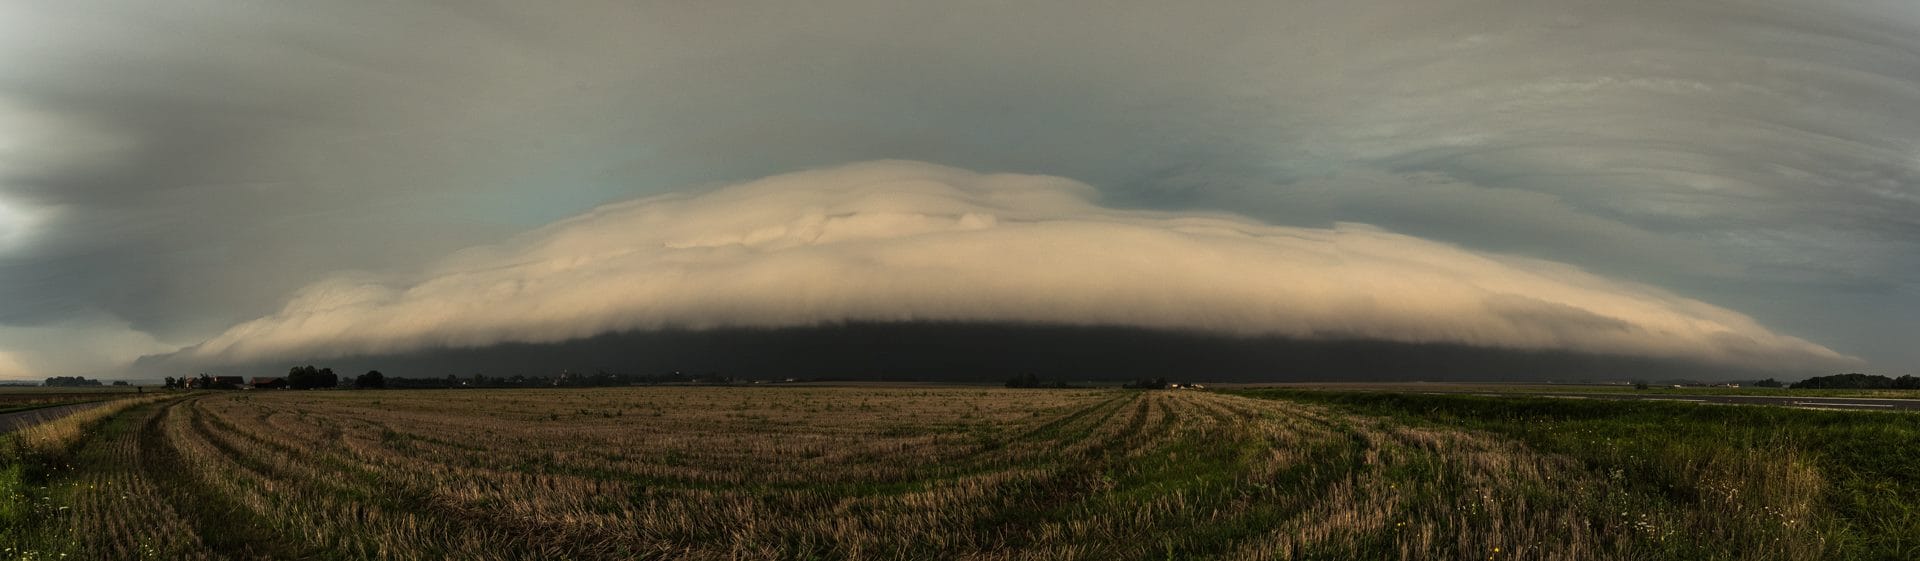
[{"xmin": 1122, "ymin": 377, "xmax": 1169, "ymax": 390}]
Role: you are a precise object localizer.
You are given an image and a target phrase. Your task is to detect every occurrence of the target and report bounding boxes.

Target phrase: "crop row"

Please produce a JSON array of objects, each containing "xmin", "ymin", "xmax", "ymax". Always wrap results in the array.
[{"xmin": 7, "ymin": 387, "xmax": 1830, "ymax": 559}]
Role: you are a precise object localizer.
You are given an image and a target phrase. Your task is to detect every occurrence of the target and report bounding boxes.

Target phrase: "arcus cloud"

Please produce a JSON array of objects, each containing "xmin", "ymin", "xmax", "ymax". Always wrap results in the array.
[{"xmin": 172, "ymin": 161, "xmax": 1857, "ymax": 372}]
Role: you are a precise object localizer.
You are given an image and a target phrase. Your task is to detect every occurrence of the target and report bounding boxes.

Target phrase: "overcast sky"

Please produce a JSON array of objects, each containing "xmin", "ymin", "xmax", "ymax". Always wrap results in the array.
[{"xmin": 2, "ymin": 1, "xmax": 1916, "ymax": 379}]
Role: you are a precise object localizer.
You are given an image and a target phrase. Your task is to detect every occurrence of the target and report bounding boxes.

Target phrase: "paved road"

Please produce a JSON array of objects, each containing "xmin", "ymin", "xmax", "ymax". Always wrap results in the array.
[
  {"xmin": 0, "ymin": 401, "xmax": 112, "ymax": 434},
  {"xmin": 1419, "ymin": 391, "xmax": 1920, "ymax": 411}
]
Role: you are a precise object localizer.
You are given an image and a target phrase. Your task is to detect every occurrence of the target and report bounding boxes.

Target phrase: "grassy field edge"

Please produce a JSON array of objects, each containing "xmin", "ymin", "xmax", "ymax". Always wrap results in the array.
[{"xmin": 1230, "ymin": 388, "xmax": 1920, "ymax": 560}]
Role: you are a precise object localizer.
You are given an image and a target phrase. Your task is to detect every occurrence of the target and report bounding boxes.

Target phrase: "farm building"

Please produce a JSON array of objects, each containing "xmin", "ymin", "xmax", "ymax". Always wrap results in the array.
[{"xmin": 185, "ymin": 376, "xmax": 247, "ymax": 389}]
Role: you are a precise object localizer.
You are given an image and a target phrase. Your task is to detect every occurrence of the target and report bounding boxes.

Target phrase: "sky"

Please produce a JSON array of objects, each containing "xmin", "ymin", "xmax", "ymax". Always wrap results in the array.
[{"xmin": 2, "ymin": 1, "xmax": 1917, "ymax": 380}]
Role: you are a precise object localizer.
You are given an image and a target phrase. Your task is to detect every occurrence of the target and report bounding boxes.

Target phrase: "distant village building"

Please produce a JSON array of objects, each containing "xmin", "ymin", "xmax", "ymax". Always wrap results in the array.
[
  {"xmin": 251, "ymin": 376, "xmax": 289, "ymax": 389},
  {"xmin": 185, "ymin": 375, "xmax": 248, "ymax": 389}
]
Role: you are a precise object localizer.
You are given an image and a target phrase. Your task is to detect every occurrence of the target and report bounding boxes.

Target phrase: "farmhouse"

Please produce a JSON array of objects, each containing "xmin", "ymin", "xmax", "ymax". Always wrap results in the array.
[
  {"xmin": 185, "ymin": 375, "xmax": 248, "ymax": 389},
  {"xmin": 251, "ymin": 377, "xmax": 289, "ymax": 390}
]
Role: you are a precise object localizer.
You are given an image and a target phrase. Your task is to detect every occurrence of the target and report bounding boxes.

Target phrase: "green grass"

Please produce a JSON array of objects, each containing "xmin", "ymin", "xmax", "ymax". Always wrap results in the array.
[
  {"xmin": 1233, "ymin": 388, "xmax": 1920, "ymax": 560},
  {"xmin": 1255, "ymin": 383, "xmax": 1920, "ymax": 399},
  {"xmin": 1611, "ymin": 387, "xmax": 1920, "ymax": 398},
  {"xmin": 1, "ymin": 417, "xmax": 110, "ymax": 559}
]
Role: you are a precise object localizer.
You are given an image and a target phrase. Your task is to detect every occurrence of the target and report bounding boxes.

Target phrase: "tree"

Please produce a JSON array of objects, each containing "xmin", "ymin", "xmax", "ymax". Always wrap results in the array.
[
  {"xmin": 355, "ymin": 370, "xmax": 387, "ymax": 389},
  {"xmin": 1753, "ymin": 378, "xmax": 1783, "ymax": 388},
  {"xmin": 163, "ymin": 376, "xmax": 177, "ymax": 389},
  {"xmin": 287, "ymin": 365, "xmax": 339, "ymax": 390}
]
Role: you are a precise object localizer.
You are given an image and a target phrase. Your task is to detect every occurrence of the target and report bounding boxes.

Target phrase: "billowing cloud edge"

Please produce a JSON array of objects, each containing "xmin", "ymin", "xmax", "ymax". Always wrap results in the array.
[{"xmin": 154, "ymin": 160, "xmax": 1858, "ymax": 373}]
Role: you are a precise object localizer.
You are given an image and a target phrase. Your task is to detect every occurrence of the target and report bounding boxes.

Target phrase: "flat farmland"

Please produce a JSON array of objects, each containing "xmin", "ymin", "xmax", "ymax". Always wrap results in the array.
[
  {"xmin": 0, "ymin": 387, "xmax": 144, "ymax": 414},
  {"xmin": 4, "ymin": 386, "xmax": 1913, "ymax": 560}
]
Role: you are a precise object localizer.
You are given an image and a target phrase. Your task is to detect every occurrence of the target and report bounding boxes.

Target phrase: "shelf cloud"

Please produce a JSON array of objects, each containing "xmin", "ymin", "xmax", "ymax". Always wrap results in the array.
[
  {"xmin": 159, "ymin": 161, "xmax": 1855, "ymax": 372},
  {"xmin": 5, "ymin": 2, "xmax": 1919, "ymax": 377}
]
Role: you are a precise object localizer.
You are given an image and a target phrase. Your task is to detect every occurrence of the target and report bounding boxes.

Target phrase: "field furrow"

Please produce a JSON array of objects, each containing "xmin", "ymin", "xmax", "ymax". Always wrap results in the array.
[{"xmin": 3, "ymin": 386, "xmax": 1865, "ymax": 559}]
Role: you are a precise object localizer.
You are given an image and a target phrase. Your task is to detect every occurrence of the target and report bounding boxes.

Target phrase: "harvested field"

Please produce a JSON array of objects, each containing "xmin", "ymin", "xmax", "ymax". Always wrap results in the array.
[{"xmin": 0, "ymin": 387, "xmax": 1866, "ymax": 559}]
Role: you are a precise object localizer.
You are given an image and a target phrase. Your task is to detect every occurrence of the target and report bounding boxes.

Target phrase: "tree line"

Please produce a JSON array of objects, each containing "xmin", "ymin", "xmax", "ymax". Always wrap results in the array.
[
  {"xmin": 160, "ymin": 368, "xmax": 758, "ymax": 390},
  {"xmin": 43, "ymin": 376, "xmax": 104, "ymax": 387},
  {"xmin": 1003, "ymin": 373, "xmax": 1083, "ymax": 388},
  {"xmin": 377, "ymin": 370, "xmax": 736, "ymax": 389},
  {"xmin": 162, "ymin": 366, "xmax": 386, "ymax": 390},
  {"xmin": 1790, "ymin": 373, "xmax": 1920, "ymax": 390}
]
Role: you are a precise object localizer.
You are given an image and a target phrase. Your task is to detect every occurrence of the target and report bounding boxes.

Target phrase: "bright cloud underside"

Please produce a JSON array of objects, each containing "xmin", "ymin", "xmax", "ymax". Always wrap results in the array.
[{"xmin": 176, "ymin": 161, "xmax": 1856, "ymax": 371}]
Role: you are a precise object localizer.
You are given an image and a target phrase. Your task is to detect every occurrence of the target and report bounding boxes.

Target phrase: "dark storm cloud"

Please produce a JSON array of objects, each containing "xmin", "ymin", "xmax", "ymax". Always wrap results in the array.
[
  {"xmin": 1, "ymin": 1, "xmax": 1917, "ymax": 376},
  {"xmin": 142, "ymin": 322, "xmax": 1798, "ymax": 383}
]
